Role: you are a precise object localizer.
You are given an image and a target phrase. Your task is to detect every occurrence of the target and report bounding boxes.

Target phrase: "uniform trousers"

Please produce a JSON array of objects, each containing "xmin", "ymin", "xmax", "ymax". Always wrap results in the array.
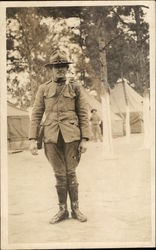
[{"xmin": 44, "ymin": 131, "xmax": 81, "ymax": 188}]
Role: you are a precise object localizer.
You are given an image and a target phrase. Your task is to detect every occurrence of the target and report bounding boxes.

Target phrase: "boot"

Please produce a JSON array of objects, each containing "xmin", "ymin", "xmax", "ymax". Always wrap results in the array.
[
  {"xmin": 68, "ymin": 184, "xmax": 87, "ymax": 222},
  {"xmin": 49, "ymin": 204, "xmax": 69, "ymax": 224},
  {"xmin": 49, "ymin": 185, "xmax": 69, "ymax": 224}
]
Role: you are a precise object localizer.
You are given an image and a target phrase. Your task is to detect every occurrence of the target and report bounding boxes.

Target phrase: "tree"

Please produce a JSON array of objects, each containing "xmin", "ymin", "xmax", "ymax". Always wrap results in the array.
[
  {"xmin": 7, "ymin": 8, "xmax": 79, "ymax": 106},
  {"xmin": 75, "ymin": 7, "xmax": 114, "ymax": 155},
  {"xmin": 108, "ymin": 6, "xmax": 149, "ymax": 93},
  {"xmin": 7, "ymin": 6, "xmax": 149, "ymax": 108},
  {"xmin": 7, "ymin": 7, "xmax": 50, "ymax": 106}
]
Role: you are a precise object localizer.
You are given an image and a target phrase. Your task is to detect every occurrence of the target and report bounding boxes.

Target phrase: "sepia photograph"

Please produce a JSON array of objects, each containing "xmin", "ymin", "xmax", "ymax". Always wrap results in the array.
[{"xmin": 1, "ymin": 0, "xmax": 155, "ymax": 249}]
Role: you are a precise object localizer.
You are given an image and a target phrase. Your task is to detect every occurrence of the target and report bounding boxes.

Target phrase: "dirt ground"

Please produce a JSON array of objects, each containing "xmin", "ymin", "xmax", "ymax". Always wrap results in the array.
[{"xmin": 7, "ymin": 134, "xmax": 154, "ymax": 248}]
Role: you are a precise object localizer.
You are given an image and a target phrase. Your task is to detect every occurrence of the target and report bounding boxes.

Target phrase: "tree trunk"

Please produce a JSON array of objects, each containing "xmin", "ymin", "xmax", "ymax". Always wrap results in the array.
[
  {"xmin": 133, "ymin": 6, "xmax": 146, "ymax": 93},
  {"xmin": 98, "ymin": 21, "xmax": 113, "ymax": 157}
]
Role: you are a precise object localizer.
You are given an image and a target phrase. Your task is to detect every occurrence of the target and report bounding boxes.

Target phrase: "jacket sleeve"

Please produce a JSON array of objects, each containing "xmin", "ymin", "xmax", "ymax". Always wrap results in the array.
[
  {"xmin": 29, "ymin": 85, "xmax": 45, "ymax": 139},
  {"xmin": 75, "ymin": 85, "xmax": 90, "ymax": 140}
]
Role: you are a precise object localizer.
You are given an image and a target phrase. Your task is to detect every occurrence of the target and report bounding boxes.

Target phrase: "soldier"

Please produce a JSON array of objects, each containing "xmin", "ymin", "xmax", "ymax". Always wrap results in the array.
[
  {"xmin": 29, "ymin": 50, "xmax": 90, "ymax": 224},
  {"xmin": 90, "ymin": 109, "xmax": 103, "ymax": 142}
]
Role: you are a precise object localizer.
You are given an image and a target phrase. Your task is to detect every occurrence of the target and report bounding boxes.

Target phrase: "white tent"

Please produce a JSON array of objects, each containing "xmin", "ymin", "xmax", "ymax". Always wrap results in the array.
[
  {"xmin": 110, "ymin": 81, "xmax": 144, "ymax": 133},
  {"xmin": 83, "ymin": 90, "xmax": 124, "ymax": 137}
]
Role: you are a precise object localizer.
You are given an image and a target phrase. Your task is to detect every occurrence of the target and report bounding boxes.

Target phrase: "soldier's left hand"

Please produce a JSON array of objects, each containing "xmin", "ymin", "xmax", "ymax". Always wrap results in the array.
[{"xmin": 78, "ymin": 139, "xmax": 87, "ymax": 153}]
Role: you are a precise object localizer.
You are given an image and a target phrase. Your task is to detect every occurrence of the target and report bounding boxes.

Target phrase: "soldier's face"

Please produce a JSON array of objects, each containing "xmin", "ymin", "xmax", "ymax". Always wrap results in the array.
[{"xmin": 52, "ymin": 64, "xmax": 69, "ymax": 80}]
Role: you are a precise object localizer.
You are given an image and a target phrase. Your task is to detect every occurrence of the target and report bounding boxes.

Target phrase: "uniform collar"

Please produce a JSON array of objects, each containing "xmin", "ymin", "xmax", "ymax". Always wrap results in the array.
[{"xmin": 44, "ymin": 81, "xmax": 75, "ymax": 98}]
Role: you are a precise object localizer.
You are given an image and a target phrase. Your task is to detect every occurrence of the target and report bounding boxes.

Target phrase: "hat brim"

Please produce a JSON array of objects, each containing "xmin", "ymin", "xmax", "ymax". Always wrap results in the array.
[{"xmin": 44, "ymin": 62, "xmax": 72, "ymax": 67}]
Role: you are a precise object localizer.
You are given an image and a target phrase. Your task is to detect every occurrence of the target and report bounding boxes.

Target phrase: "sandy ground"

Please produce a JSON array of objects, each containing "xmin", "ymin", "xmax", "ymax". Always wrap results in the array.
[{"xmin": 7, "ymin": 134, "xmax": 153, "ymax": 247}]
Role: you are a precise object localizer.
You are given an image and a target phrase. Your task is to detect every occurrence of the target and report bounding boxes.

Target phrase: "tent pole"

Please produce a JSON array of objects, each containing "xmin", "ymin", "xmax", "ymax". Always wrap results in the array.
[
  {"xmin": 143, "ymin": 89, "xmax": 151, "ymax": 148},
  {"xmin": 125, "ymin": 104, "xmax": 130, "ymax": 143},
  {"xmin": 122, "ymin": 79, "xmax": 130, "ymax": 143}
]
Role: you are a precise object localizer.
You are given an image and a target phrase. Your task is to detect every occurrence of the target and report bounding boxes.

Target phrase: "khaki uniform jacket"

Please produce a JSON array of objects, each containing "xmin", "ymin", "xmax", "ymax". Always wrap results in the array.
[{"xmin": 29, "ymin": 80, "xmax": 90, "ymax": 143}]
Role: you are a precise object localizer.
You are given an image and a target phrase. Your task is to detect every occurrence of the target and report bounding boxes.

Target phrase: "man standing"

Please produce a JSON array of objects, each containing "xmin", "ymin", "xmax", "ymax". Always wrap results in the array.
[
  {"xmin": 29, "ymin": 50, "xmax": 90, "ymax": 224},
  {"xmin": 90, "ymin": 109, "xmax": 103, "ymax": 142}
]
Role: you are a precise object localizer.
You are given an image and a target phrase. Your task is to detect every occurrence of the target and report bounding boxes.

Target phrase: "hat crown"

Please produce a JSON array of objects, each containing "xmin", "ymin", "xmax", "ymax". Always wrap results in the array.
[
  {"xmin": 44, "ymin": 50, "xmax": 72, "ymax": 67},
  {"xmin": 49, "ymin": 51, "xmax": 69, "ymax": 64}
]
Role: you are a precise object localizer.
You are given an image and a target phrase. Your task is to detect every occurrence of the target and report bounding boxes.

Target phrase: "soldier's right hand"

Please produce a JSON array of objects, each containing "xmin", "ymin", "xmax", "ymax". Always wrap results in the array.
[{"xmin": 30, "ymin": 140, "xmax": 38, "ymax": 155}]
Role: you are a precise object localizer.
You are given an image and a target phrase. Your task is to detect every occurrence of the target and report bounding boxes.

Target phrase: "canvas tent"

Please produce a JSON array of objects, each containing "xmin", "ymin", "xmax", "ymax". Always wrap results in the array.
[
  {"xmin": 7, "ymin": 101, "xmax": 30, "ymax": 150},
  {"xmin": 83, "ymin": 90, "xmax": 124, "ymax": 137},
  {"xmin": 110, "ymin": 81, "xmax": 144, "ymax": 133}
]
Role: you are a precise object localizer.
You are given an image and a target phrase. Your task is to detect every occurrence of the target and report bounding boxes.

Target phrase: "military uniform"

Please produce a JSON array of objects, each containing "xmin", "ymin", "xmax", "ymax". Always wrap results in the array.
[
  {"xmin": 29, "ymin": 53, "xmax": 90, "ymax": 223},
  {"xmin": 29, "ymin": 81, "xmax": 89, "ymax": 143},
  {"xmin": 90, "ymin": 109, "xmax": 103, "ymax": 142}
]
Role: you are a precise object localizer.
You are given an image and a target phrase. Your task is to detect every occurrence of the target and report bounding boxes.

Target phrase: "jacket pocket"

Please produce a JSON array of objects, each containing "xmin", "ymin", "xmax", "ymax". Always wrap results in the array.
[
  {"xmin": 44, "ymin": 96, "xmax": 56, "ymax": 110},
  {"xmin": 69, "ymin": 120, "xmax": 79, "ymax": 127},
  {"xmin": 43, "ymin": 119, "xmax": 53, "ymax": 126},
  {"xmin": 43, "ymin": 85, "xmax": 56, "ymax": 98},
  {"xmin": 62, "ymin": 91, "xmax": 76, "ymax": 110}
]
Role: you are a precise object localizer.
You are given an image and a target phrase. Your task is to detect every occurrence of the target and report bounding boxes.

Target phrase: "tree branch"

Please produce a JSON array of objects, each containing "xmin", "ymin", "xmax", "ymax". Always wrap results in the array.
[
  {"xmin": 111, "ymin": 9, "xmax": 131, "ymax": 27},
  {"xmin": 140, "ymin": 5, "xmax": 150, "ymax": 9},
  {"xmin": 99, "ymin": 34, "xmax": 121, "ymax": 51}
]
